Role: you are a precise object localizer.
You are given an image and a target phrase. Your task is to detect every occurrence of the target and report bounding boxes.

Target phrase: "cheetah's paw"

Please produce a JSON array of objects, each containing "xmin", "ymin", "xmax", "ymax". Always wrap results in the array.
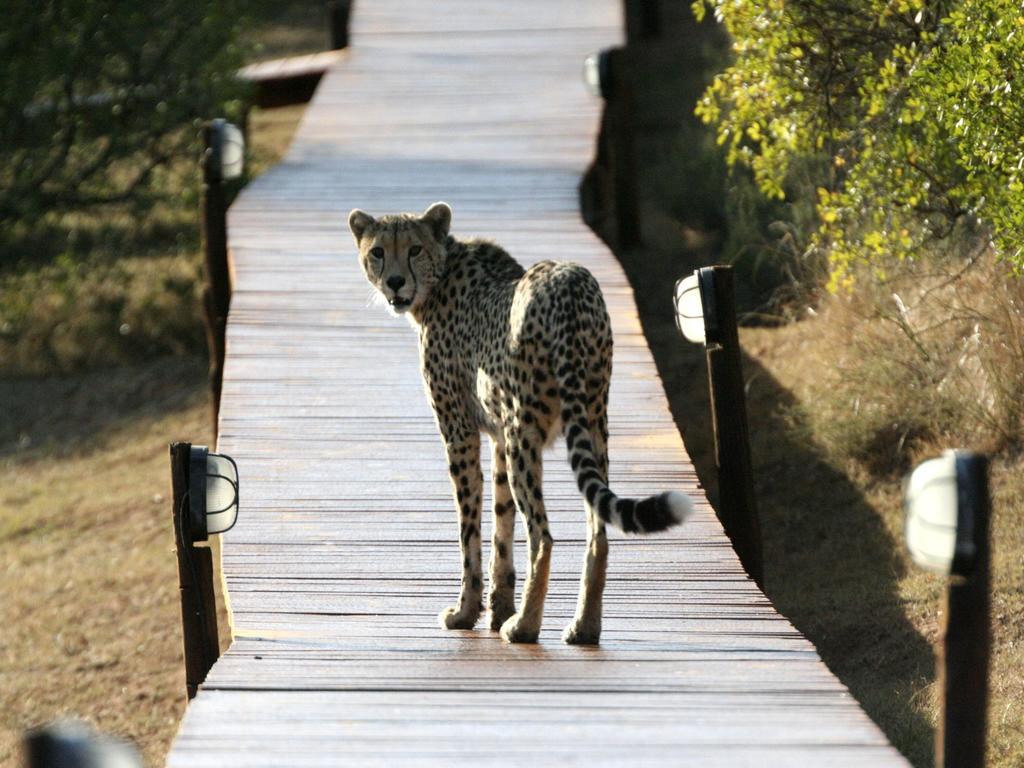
[
  {"xmin": 439, "ymin": 604, "xmax": 480, "ymax": 630},
  {"xmin": 499, "ymin": 613, "xmax": 540, "ymax": 644},
  {"xmin": 562, "ymin": 618, "xmax": 601, "ymax": 646}
]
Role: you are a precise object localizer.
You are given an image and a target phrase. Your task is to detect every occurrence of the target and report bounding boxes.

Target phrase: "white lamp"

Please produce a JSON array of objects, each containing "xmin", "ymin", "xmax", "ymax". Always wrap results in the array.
[
  {"xmin": 207, "ymin": 119, "xmax": 245, "ymax": 182},
  {"xmin": 674, "ymin": 267, "xmax": 718, "ymax": 345},
  {"xmin": 904, "ymin": 449, "xmax": 982, "ymax": 576},
  {"xmin": 188, "ymin": 445, "xmax": 239, "ymax": 540}
]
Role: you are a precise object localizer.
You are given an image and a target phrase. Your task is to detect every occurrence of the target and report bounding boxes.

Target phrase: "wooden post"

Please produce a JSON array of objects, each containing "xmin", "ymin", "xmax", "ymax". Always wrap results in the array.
[
  {"xmin": 604, "ymin": 48, "xmax": 641, "ymax": 251},
  {"xmin": 704, "ymin": 266, "xmax": 764, "ymax": 586},
  {"xmin": 328, "ymin": 0, "xmax": 352, "ymax": 50},
  {"xmin": 623, "ymin": 0, "xmax": 661, "ymax": 42},
  {"xmin": 170, "ymin": 442, "xmax": 221, "ymax": 700},
  {"xmin": 937, "ymin": 453, "xmax": 990, "ymax": 768},
  {"xmin": 200, "ymin": 123, "xmax": 232, "ymax": 440}
]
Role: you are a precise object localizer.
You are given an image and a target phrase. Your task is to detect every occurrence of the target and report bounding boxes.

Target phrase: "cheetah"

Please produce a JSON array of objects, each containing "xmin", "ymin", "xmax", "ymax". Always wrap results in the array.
[{"xmin": 348, "ymin": 202, "xmax": 693, "ymax": 644}]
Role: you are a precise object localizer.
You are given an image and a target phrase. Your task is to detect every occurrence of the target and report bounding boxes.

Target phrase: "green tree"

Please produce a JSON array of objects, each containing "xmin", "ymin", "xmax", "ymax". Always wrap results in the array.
[
  {"xmin": 0, "ymin": 0, "xmax": 246, "ymax": 225},
  {"xmin": 695, "ymin": 0, "xmax": 1024, "ymax": 288}
]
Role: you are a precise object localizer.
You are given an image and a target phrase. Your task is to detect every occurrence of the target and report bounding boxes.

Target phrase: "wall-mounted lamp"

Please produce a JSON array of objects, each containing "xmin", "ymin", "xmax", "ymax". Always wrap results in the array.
[
  {"xmin": 904, "ymin": 450, "xmax": 980, "ymax": 576},
  {"xmin": 187, "ymin": 445, "xmax": 240, "ymax": 542},
  {"xmin": 200, "ymin": 119, "xmax": 243, "ymax": 437},
  {"xmin": 24, "ymin": 720, "xmax": 142, "ymax": 768},
  {"xmin": 904, "ymin": 450, "xmax": 990, "ymax": 768},
  {"xmin": 582, "ymin": 46, "xmax": 640, "ymax": 249}
]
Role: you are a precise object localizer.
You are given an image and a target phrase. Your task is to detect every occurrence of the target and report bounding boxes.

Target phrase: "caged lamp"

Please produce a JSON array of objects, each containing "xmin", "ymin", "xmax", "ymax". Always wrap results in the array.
[
  {"xmin": 187, "ymin": 445, "xmax": 240, "ymax": 542},
  {"xmin": 169, "ymin": 441, "xmax": 238, "ymax": 698},
  {"xmin": 200, "ymin": 118, "xmax": 243, "ymax": 433},
  {"xmin": 671, "ymin": 265, "xmax": 763, "ymax": 586}
]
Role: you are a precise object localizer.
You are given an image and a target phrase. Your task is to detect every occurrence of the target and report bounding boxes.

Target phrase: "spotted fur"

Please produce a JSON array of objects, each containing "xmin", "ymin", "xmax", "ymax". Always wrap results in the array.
[{"xmin": 349, "ymin": 202, "xmax": 694, "ymax": 644}]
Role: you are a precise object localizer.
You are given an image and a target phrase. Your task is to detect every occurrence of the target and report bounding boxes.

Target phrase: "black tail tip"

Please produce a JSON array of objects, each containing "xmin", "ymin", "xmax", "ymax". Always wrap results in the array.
[{"xmin": 635, "ymin": 491, "xmax": 694, "ymax": 533}]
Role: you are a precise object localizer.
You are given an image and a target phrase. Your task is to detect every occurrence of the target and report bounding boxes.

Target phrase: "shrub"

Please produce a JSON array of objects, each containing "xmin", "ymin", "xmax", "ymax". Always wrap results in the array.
[{"xmin": 694, "ymin": 0, "xmax": 1024, "ymax": 287}]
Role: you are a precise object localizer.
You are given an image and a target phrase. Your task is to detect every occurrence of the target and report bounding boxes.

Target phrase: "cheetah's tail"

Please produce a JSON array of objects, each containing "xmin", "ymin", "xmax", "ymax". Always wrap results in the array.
[{"xmin": 564, "ymin": 419, "xmax": 695, "ymax": 534}]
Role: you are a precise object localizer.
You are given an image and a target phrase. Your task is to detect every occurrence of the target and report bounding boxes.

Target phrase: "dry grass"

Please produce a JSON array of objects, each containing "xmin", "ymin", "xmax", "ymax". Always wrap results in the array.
[
  {"xmin": 0, "ymin": 5, "xmax": 346, "ymax": 763},
  {"xmin": 740, "ymin": 249, "xmax": 1024, "ymax": 767},
  {"xmin": 0, "ymin": 102, "xmax": 307, "ymax": 379},
  {"xmin": 795, "ymin": 250, "xmax": 1024, "ymax": 473},
  {"xmin": 0, "ymin": 358, "xmax": 211, "ymax": 766}
]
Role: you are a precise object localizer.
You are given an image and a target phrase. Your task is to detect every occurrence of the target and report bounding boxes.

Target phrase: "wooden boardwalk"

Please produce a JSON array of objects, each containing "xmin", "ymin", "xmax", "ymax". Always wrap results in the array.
[{"xmin": 168, "ymin": 2, "xmax": 910, "ymax": 765}]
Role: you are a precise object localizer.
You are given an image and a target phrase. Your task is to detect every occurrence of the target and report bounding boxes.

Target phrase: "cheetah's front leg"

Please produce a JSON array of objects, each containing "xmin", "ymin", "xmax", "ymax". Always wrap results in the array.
[{"xmin": 438, "ymin": 434, "xmax": 484, "ymax": 630}]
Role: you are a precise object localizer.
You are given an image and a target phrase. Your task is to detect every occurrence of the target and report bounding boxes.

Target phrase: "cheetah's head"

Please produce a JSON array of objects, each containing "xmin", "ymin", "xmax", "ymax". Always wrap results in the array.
[{"xmin": 348, "ymin": 202, "xmax": 451, "ymax": 317}]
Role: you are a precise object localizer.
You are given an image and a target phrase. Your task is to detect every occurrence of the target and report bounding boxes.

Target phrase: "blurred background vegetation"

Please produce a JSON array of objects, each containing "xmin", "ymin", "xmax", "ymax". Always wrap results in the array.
[
  {"xmin": 0, "ymin": 0, "xmax": 326, "ymax": 376},
  {"xmin": 1, "ymin": 0, "xmax": 1021, "ymax": 765}
]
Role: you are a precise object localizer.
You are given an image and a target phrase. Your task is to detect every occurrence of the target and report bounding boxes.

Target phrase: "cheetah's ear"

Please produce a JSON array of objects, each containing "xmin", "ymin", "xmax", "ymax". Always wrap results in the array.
[
  {"xmin": 348, "ymin": 209, "xmax": 375, "ymax": 244},
  {"xmin": 421, "ymin": 202, "xmax": 452, "ymax": 242}
]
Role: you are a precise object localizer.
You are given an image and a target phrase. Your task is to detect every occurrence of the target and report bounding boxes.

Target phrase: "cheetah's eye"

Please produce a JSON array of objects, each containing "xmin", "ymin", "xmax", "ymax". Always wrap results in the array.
[
  {"xmin": 408, "ymin": 245, "xmax": 422, "ymax": 257},
  {"xmin": 370, "ymin": 246, "xmax": 384, "ymax": 259}
]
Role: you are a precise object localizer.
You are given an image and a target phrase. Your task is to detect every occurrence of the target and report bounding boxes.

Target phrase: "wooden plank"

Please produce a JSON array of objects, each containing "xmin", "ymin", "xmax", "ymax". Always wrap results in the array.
[{"xmin": 166, "ymin": 0, "xmax": 910, "ymax": 765}]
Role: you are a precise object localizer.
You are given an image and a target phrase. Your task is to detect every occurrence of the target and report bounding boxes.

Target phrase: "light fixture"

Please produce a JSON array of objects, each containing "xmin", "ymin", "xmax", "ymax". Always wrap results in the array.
[
  {"xmin": 582, "ymin": 50, "xmax": 612, "ymax": 99},
  {"xmin": 206, "ymin": 118, "xmax": 245, "ymax": 182},
  {"xmin": 904, "ymin": 450, "xmax": 981, "ymax": 576},
  {"xmin": 187, "ymin": 445, "xmax": 239, "ymax": 541},
  {"xmin": 673, "ymin": 267, "xmax": 719, "ymax": 345}
]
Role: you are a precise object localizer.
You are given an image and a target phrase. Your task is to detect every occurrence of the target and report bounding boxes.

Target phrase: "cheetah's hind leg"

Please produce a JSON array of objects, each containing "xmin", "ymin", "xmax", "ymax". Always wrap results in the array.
[
  {"xmin": 498, "ymin": 425, "xmax": 552, "ymax": 644},
  {"xmin": 563, "ymin": 404, "xmax": 610, "ymax": 645}
]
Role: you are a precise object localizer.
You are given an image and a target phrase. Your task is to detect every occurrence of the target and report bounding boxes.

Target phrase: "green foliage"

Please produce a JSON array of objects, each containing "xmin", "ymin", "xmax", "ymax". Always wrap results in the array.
[
  {"xmin": 0, "ymin": 0, "xmax": 247, "ymax": 225},
  {"xmin": 694, "ymin": 0, "xmax": 1024, "ymax": 288}
]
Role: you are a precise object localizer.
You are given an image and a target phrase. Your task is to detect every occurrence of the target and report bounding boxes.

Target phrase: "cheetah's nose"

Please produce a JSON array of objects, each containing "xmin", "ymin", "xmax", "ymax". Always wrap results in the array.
[{"xmin": 386, "ymin": 276, "xmax": 406, "ymax": 292}]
